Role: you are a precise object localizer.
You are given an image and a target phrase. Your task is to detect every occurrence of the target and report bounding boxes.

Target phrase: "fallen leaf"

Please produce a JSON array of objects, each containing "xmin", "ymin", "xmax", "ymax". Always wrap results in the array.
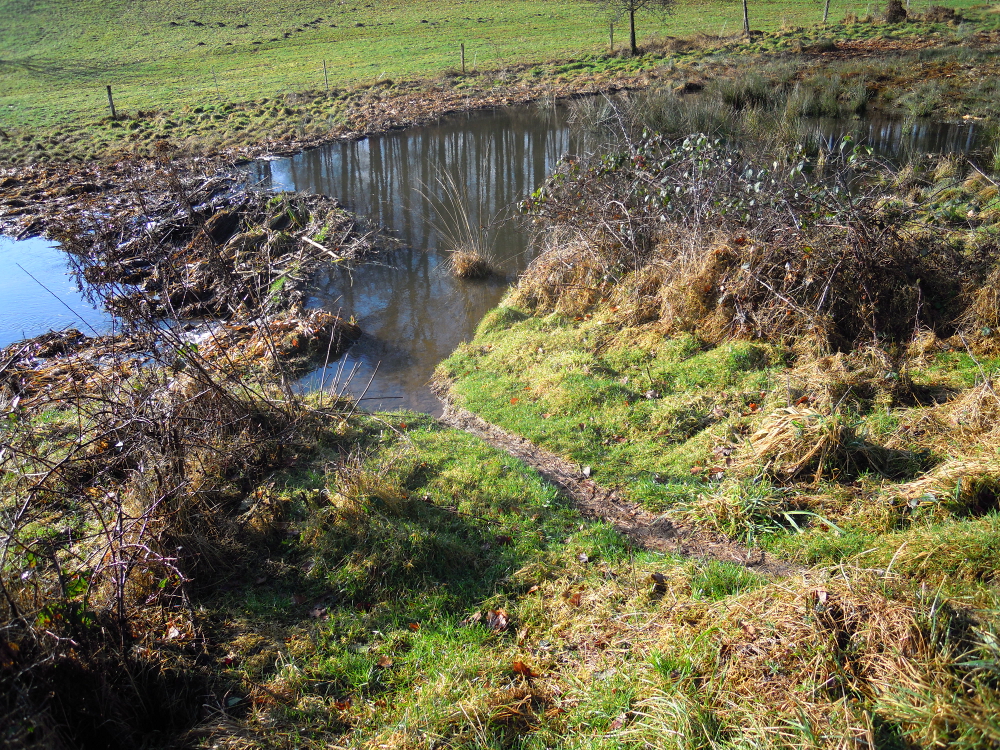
[
  {"xmin": 377, "ymin": 655, "xmax": 394, "ymax": 668},
  {"xmin": 310, "ymin": 606, "xmax": 326, "ymax": 619},
  {"xmin": 408, "ymin": 622, "xmax": 420, "ymax": 631},
  {"xmin": 582, "ymin": 466, "xmax": 591, "ymax": 478},
  {"xmin": 460, "ymin": 611, "xmax": 483, "ymax": 627},
  {"xmin": 648, "ymin": 572, "xmax": 668, "ymax": 594},
  {"xmin": 578, "ymin": 553, "xmax": 589, "ymax": 564},
  {"xmin": 165, "ymin": 625, "xmax": 181, "ymax": 640},
  {"xmin": 512, "ymin": 660, "xmax": 538, "ymax": 678},
  {"xmin": 609, "ymin": 712, "xmax": 629, "ymax": 730},
  {"xmin": 541, "ymin": 412, "xmax": 552, "ymax": 419},
  {"xmin": 567, "ymin": 591, "xmax": 582, "ymax": 607},
  {"xmin": 485, "ymin": 608, "xmax": 510, "ymax": 632},
  {"xmin": 333, "ymin": 698, "xmax": 352, "ymax": 711},
  {"xmin": 510, "ymin": 397, "xmax": 519, "ymax": 404},
  {"xmin": 527, "ymin": 585, "xmax": 540, "ymax": 594},
  {"xmin": 495, "ymin": 534, "xmax": 514, "ymax": 546}
]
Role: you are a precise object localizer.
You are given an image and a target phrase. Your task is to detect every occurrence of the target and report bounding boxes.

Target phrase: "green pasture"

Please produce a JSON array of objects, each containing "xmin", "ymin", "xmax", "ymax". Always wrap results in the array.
[{"xmin": 0, "ymin": 0, "xmax": 983, "ymax": 132}]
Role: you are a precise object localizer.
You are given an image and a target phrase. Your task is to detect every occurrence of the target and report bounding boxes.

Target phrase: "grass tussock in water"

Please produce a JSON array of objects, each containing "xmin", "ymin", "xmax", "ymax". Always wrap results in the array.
[{"xmin": 448, "ymin": 248, "xmax": 497, "ymax": 279}]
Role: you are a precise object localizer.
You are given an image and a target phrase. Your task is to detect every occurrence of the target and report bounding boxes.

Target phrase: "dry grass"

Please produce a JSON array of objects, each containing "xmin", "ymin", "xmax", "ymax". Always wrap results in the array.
[
  {"xmin": 449, "ymin": 249, "xmax": 496, "ymax": 279},
  {"xmin": 511, "ymin": 554, "xmax": 1000, "ymax": 749},
  {"xmin": 741, "ymin": 406, "xmax": 920, "ymax": 482},
  {"xmin": 882, "ymin": 458, "xmax": 1000, "ymax": 516},
  {"xmin": 962, "ymin": 263, "xmax": 1000, "ymax": 334},
  {"xmin": 511, "ymin": 228, "xmax": 607, "ymax": 314},
  {"xmin": 945, "ymin": 378, "xmax": 1000, "ymax": 434},
  {"xmin": 786, "ymin": 346, "xmax": 914, "ymax": 409}
]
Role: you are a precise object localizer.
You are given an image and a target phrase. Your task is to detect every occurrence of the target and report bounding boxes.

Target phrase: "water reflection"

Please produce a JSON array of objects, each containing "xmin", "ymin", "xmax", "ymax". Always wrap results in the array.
[
  {"xmin": 246, "ymin": 105, "xmax": 583, "ymax": 415},
  {"xmin": 806, "ymin": 116, "xmax": 984, "ymax": 162}
]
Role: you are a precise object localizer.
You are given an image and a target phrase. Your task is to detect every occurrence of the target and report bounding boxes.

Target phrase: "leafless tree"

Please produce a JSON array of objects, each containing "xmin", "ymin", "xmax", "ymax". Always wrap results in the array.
[{"xmin": 587, "ymin": 0, "xmax": 676, "ymax": 56}]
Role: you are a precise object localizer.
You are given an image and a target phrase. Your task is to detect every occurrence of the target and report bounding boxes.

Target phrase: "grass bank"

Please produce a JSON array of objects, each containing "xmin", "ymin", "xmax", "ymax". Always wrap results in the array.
[{"xmin": 431, "ymin": 96, "xmax": 1000, "ymax": 745}]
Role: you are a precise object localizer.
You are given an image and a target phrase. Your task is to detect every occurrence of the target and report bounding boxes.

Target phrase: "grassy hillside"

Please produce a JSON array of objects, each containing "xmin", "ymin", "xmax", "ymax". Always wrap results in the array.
[{"xmin": 0, "ymin": 0, "xmax": 983, "ymax": 132}]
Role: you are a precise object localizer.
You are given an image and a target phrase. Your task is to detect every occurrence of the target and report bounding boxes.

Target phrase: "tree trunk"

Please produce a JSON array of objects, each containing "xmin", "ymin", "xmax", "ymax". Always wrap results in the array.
[{"xmin": 629, "ymin": 8, "xmax": 637, "ymax": 55}]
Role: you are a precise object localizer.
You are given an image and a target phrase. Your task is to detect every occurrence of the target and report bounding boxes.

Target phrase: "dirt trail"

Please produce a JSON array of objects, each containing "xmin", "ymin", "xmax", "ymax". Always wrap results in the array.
[{"xmin": 434, "ymin": 385, "xmax": 801, "ymax": 577}]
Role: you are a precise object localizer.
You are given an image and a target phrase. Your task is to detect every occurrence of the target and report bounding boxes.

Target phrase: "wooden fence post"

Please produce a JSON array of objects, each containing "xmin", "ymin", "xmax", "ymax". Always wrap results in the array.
[
  {"xmin": 742, "ymin": 0, "xmax": 751, "ymax": 37},
  {"xmin": 324, "ymin": 59, "xmax": 330, "ymax": 91},
  {"xmin": 106, "ymin": 85, "xmax": 117, "ymax": 120},
  {"xmin": 823, "ymin": 0, "xmax": 831, "ymax": 23},
  {"xmin": 610, "ymin": 22, "xmax": 614, "ymax": 53},
  {"xmin": 461, "ymin": 43, "xmax": 466, "ymax": 74}
]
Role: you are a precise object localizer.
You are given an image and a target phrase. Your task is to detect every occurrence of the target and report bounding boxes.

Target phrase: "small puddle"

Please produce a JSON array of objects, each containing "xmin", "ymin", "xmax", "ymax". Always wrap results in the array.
[{"xmin": 0, "ymin": 236, "xmax": 109, "ymax": 350}]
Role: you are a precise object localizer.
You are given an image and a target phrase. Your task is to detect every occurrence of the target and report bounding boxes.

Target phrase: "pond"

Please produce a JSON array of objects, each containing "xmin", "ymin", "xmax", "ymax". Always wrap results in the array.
[
  {"xmin": 245, "ymin": 103, "xmax": 585, "ymax": 415},
  {"xmin": 0, "ymin": 103, "xmax": 990, "ymax": 413}
]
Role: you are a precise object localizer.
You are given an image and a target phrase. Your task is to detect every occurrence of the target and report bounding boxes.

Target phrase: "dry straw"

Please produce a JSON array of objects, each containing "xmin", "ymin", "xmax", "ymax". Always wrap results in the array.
[{"xmin": 741, "ymin": 406, "xmax": 918, "ymax": 483}]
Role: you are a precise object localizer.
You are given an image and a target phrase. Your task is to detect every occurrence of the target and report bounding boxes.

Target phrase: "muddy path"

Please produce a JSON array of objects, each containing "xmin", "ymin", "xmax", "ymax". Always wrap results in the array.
[{"xmin": 434, "ymin": 383, "xmax": 802, "ymax": 578}]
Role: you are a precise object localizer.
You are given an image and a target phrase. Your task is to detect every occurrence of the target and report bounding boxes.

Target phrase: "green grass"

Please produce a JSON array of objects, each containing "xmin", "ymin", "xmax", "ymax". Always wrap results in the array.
[
  {"xmin": 439, "ymin": 289, "xmax": 1000, "ymax": 587},
  {"xmin": 0, "ymin": 0, "xmax": 990, "ymax": 163},
  {"xmin": 441, "ymin": 310, "xmax": 787, "ymax": 511},
  {"xmin": 202, "ymin": 411, "xmax": 1000, "ymax": 748}
]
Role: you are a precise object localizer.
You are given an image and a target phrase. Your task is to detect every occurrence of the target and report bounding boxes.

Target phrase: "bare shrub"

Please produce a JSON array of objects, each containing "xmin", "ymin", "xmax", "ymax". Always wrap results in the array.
[{"xmin": 521, "ymin": 130, "xmax": 977, "ymax": 351}]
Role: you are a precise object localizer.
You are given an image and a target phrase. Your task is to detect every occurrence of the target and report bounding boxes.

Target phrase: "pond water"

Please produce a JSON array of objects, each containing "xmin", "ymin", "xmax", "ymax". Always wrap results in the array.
[
  {"xmin": 246, "ymin": 104, "xmax": 583, "ymax": 415},
  {"xmin": 806, "ymin": 115, "xmax": 986, "ymax": 161},
  {"xmin": 0, "ymin": 236, "xmax": 109, "ymax": 350},
  {"xmin": 246, "ymin": 106, "xmax": 989, "ymax": 414},
  {"xmin": 0, "ymin": 103, "xmax": 989, "ymax": 413}
]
